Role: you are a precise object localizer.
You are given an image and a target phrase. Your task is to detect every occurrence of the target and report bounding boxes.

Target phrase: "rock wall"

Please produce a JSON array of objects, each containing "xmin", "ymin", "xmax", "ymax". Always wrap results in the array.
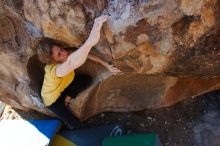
[{"xmin": 0, "ymin": 0, "xmax": 220, "ymax": 119}]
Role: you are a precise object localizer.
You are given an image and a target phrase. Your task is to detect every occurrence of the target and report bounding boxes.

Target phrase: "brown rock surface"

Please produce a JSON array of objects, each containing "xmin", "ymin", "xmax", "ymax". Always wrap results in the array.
[{"xmin": 0, "ymin": 0, "xmax": 220, "ymax": 120}]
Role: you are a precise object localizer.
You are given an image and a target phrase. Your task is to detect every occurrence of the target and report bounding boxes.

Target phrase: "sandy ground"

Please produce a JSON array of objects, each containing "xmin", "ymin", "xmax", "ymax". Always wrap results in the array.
[{"xmin": 1, "ymin": 91, "xmax": 220, "ymax": 146}]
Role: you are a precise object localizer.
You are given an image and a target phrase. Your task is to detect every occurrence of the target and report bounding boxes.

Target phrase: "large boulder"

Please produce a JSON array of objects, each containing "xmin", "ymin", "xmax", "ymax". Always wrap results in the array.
[{"xmin": 0, "ymin": 0, "xmax": 220, "ymax": 119}]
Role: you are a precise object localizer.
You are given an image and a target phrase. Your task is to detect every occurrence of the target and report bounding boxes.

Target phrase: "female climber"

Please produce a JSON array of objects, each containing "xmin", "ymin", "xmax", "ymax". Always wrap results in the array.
[{"xmin": 36, "ymin": 15, "xmax": 121, "ymax": 129}]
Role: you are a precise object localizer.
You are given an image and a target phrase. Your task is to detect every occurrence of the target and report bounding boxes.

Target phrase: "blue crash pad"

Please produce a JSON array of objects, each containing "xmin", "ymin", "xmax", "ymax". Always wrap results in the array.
[
  {"xmin": 28, "ymin": 120, "xmax": 61, "ymax": 140},
  {"xmin": 60, "ymin": 124, "xmax": 124, "ymax": 146}
]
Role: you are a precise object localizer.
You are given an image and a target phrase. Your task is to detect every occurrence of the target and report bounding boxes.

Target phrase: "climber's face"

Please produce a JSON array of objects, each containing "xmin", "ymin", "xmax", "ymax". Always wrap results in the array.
[{"xmin": 51, "ymin": 46, "xmax": 69, "ymax": 63}]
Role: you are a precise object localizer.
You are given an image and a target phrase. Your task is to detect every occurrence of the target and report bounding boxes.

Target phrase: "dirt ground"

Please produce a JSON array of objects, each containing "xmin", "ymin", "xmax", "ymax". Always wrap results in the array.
[
  {"xmin": 85, "ymin": 90, "xmax": 220, "ymax": 146},
  {"xmin": 1, "ymin": 90, "xmax": 220, "ymax": 146}
]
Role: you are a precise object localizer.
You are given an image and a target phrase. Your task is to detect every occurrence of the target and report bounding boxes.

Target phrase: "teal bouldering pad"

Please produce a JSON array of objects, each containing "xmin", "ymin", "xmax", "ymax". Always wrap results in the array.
[
  {"xmin": 103, "ymin": 133, "xmax": 162, "ymax": 146},
  {"xmin": 60, "ymin": 124, "xmax": 124, "ymax": 146}
]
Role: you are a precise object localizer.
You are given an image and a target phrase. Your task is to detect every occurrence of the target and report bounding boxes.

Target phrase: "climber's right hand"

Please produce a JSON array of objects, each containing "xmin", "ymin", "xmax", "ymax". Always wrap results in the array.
[{"xmin": 86, "ymin": 15, "xmax": 108, "ymax": 47}]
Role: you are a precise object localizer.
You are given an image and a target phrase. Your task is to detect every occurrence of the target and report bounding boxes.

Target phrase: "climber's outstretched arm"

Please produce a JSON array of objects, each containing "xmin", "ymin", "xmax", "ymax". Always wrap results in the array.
[
  {"xmin": 56, "ymin": 15, "xmax": 108, "ymax": 77},
  {"xmin": 88, "ymin": 54, "xmax": 121, "ymax": 75}
]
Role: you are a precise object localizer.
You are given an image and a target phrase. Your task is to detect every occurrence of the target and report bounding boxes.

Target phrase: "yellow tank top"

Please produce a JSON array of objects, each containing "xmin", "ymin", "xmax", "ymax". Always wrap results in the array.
[{"xmin": 41, "ymin": 64, "xmax": 75, "ymax": 106}]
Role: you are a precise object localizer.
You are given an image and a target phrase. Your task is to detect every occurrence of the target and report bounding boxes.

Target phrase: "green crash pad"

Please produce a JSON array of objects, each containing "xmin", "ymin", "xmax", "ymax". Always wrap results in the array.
[{"xmin": 103, "ymin": 133, "xmax": 162, "ymax": 146}]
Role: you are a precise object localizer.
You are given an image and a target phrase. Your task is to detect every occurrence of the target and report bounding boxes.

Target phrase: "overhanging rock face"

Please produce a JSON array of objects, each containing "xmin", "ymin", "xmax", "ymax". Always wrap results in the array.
[{"xmin": 0, "ymin": 0, "xmax": 220, "ymax": 119}]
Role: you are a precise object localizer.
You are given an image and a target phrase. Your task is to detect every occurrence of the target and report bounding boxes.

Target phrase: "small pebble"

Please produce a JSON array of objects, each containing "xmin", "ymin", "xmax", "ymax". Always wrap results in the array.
[
  {"xmin": 147, "ymin": 116, "xmax": 153, "ymax": 120},
  {"xmin": 100, "ymin": 113, "xmax": 105, "ymax": 118},
  {"xmin": 140, "ymin": 123, "xmax": 145, "ymax": 127}
]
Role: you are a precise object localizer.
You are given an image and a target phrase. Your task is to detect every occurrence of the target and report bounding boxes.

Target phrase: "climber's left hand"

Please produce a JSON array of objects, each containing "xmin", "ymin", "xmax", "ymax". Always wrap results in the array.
[{"xmin": 107, "ymin": 64, "xmax": 122, "ymax": 75}]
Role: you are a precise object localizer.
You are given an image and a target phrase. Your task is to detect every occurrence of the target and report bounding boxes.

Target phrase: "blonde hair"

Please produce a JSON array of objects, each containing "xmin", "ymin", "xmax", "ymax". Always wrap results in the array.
[{"xmin": 34, "ymin": 37, "xmax": 69, "ymax": 64}]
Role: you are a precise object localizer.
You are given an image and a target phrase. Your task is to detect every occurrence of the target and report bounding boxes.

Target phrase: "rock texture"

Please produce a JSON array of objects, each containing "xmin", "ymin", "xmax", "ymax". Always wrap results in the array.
[{"xmin": 0, "ymin": 0, "xmax": 220, "ymax": 119}]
